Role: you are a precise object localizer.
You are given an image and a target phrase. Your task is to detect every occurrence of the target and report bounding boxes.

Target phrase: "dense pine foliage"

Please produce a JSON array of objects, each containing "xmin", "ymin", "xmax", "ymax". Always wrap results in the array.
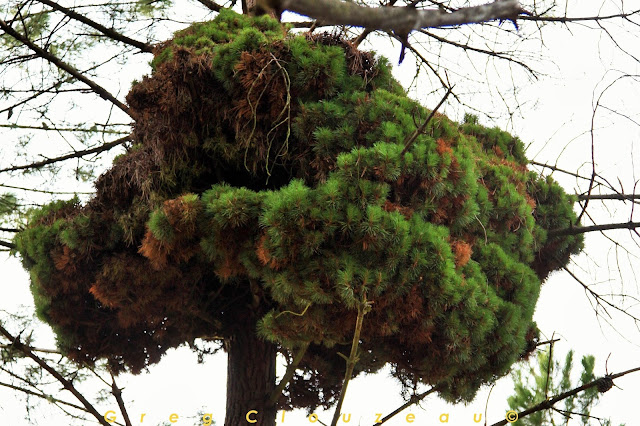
[{"xmin": 14, "ymin": 10, "xmax": 582, "ymax": 409}]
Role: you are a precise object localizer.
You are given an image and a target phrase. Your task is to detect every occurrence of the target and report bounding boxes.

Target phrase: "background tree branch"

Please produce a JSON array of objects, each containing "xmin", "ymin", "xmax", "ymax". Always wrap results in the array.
[{"xmin": 0, "ymin": 18, "xmax": 132, "ymax": 118}]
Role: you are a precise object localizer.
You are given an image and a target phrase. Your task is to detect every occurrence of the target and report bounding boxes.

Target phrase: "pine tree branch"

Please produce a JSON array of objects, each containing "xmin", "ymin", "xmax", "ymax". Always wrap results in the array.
[
  {"xmin": 0, "ymin": 123, "xmax": 128, "ymax": 134},
  {"xmin": 110, "ymin": 372, "xmax": 133, "ymax": 426},
  {"xmin": 548, "ymin": 221, "xmax": 640, "ymax": 238},
  {"xmin": 0, "ymin": 343, "xmax": 60, "ymax": 354},
  {"xmin": 195, "ymin": 0, "xmax": 225, "ymax": 12},
  {"xmin": 0, "ymin": 381, "xmax": 88, "ymax": 413},
  {"xmin": 266, "ymin": 0, "xmax": 524, "ymax": 31},
  {"xmin": 401, "ymin": 86, "xmax": 452, "ymax": 156},
  {"xmin": 0, "ymin": 135, "xmax": 131, "ymax": 173},
  {"xmin": 34, "ymin": 0, "xmax": 153, "ymax": 53},
  {"xmin": 0, "ymin": 19, "xmax": 132, "ymax": 118},
  {"xmin": 0, "ymin": 324, "xmax": 112, "ymax": 426},
  {"xmin": 489, "ymin": 366, "xmax": 640, "ymax": 426},
  {"xmin": 0, "ymin": 183, "xmax": 92, "ymax": 195}
]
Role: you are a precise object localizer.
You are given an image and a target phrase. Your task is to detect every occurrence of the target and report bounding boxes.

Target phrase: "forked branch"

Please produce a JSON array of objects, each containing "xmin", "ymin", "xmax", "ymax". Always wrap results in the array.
[
  {"xmin": 330, "ymin": 295, "xmax": 373, "ymax": 426},
  {"xmin": 0, "ymin": 324, "xmax": 111, "ymax": 426}
]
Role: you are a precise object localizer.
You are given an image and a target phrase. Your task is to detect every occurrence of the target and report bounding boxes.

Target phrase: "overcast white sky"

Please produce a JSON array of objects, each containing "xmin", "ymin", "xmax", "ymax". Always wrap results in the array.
[{"xmin": 2, "ymin": 1, "xmax": 640, "ymax": 425}]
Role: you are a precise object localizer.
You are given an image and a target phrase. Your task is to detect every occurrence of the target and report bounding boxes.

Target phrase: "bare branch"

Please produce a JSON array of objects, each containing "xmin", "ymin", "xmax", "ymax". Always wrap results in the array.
[
  {"xmin": 0, "ymin": 19, "xmax": 133, "ymax": 118},
  {"xmin": 0, "ymin": 183, "xmax": 91, "ymax": 195},
  {"xmin": 401, "ymin": 86, "xmax": 452, "ymax": 155},
  {"xmin": 577, "ymin": 193, "xmax": 640, "ymax": 201},
  {"xmin": 269, "ymin": 0, "xmax": 524, "ymax": 31},
  {"xmin": 331, "ymin": 295, "xmax": 372, "ymax": 426},
  {"xmin": 34, "ymin": 0, "xmax": 153, "ymax": 53},
  {"xmin": 0, "ymin": 123, "xmax": 128, "ymax": 134},
  {"xmin": 529, "ymin": 160, "xmax": 593, "ymax": 182},
  {"xmin": 417, "ymin": 29, "xmax": 537, "ymax": 77},
  {"xmin": 0, "ymin": 135, "xmax": 131, "ymax": 174},
  {"xmin": 0, "ymin": 381, "xmax": 87, "ymax": 413},
  {"xmin": 521, "ymin": 9, "xmax": 640, "ymax": 24}
]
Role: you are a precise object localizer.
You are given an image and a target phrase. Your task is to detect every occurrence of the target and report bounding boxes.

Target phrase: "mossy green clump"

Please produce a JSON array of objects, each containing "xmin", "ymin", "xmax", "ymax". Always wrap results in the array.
[{"xmin": 14, "ymin": 10, "xmax": 581, "ymax": 409}]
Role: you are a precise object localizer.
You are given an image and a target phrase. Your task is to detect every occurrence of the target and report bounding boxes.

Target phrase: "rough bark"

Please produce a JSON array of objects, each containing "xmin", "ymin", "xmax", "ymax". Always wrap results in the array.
[{"xmin": 224, "ymin": 312, "xmax": 278, "ymax": 426}]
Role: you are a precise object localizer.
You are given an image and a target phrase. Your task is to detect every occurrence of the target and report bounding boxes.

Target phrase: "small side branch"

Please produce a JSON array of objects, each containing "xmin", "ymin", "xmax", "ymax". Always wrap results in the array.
[
  {"xmin": 401, "ymin": 87, "xmax": 453, "ymax": 156},
  {"xmin": 548, "ymin": 221, "xmax": 640, "ymax": 238},
  {"xmin": 577, "ymin": 193, "xmax": 640, "ymax": 201},
  {"xmin": 0, "ymin": 381, "xmax": 87, "ymax": 413},
  {"xmin": 330, "ymin": 295, "xmax": 372, "ymax": 426},
  {"xmin": 563, "ymin": 267, "xmax": 640, "ymax": 324}
]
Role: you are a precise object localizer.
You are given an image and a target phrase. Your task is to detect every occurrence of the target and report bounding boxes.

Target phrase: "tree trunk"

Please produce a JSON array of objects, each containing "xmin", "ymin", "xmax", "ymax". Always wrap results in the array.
[
  {"xmin": 242, "ymin": 0, "xmax": 257, "ymax": 15},
  {"xmin": 224, "ymin": 314, "xmax": 278, "ymax": 426}
]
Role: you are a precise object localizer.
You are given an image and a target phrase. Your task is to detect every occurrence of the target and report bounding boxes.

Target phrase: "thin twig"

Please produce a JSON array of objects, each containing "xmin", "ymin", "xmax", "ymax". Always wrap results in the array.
[
  {"xmin": 400, "ymin": 86, "xmax": 453, "ymax": 156},
  {"xmin": 549, "ymin": 221, "xmax": 640, "ymax": 238},
  {"xmin": 330, "ymin": 295, "xmax": 372, "ymax": 426}
]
